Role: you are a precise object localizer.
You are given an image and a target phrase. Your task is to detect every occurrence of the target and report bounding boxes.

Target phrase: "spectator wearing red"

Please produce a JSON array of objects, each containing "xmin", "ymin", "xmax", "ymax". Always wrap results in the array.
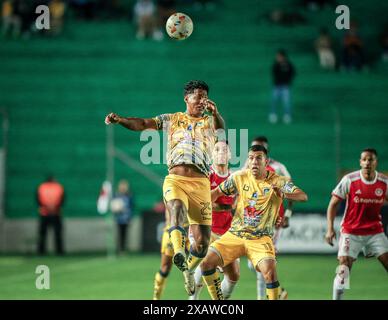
[{"xmin": 37, "ymin": 174, "xmax": 65, "ymax": 255}]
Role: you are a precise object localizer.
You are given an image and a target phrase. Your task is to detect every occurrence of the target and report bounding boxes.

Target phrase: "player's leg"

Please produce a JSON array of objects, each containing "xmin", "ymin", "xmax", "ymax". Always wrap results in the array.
[
  {"xmin": 200, "ymin": 249, "xmax": 224, "ymax": 300},
  {"xmin": 153, "ymin": 253, "xmax": 173, "ymax": 300},
  {"xmin": 188, "ymin": 224, "xmax": 211, "ymax": 272},
  {"xmin": 166, "ymin": 199, "xmax": 188, "ymax": 268},
  {"xmin": 153, "ymin": 228, "xmax": 174, "ymax": 300},
  {"xmin": 186, "ymin": 178, "xmax": 212, "ymax": 273},
  {"xmin": 377, "ymin": 252, "xmax": 388, "ymax": 272},
  {"xmin": 248, "ymin": 236, "xmax": 280, "ymax": 300},
  {"xmin": 364, "ymin": 232, "xmax": 388, "ymax": 272},
  {"xmin": 256, "ymin": 259, "xmax": 281, "ymax": 300},
  {"xmin": 333, "ymin": 256, "xmax": 354, "ymax": 300},
  {"xmin": 201, "ymin": 232, "xmax": 244, "ymax": 300},
  {"xmin": 221, "ymin": 259, "xmax": 240, "ymax": 299},
  {"xmin": 333, "ymin": 233, "xmax": 361, "ymax": 300},
  {"xmin": 189, "ymin": 231, "xmax": 220, "ymax": 300}
]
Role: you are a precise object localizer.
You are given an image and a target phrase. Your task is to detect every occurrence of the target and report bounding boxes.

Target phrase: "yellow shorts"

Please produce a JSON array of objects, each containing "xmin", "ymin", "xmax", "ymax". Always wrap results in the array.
[
  {"xmin": 163, "ymin": 174, "xmax": 212, "ymax": 226},
  {"xmin": 210, "ymin": 231, "xmax": 276, "ymax": 268},
  {"xmin": 160, "ymin": 227, "xmax": 190, "ymax": 257}
]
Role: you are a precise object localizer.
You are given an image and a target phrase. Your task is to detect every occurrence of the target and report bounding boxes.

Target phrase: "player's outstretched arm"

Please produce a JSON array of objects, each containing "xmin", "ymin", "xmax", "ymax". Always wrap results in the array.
[
  {"xmin": 325, "ymin": 195, "xmax": 341, "ymax": 246},
  {"xmin": 105, "ymin": 113, "xmax": 157, "ymax": 131}
]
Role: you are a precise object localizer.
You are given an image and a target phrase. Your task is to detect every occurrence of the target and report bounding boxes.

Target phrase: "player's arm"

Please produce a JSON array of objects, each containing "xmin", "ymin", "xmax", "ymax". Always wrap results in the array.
[
  {"xmin": 272, "ymin": 180, "xmax": 308, "ymax": 202},
  {"xmin": 105, "ymin": 113, "xmax": 157, "ymax": 131},
  {"xmin": 206, "ymin": 100, "xmax": 225, "ymax": 130},
  {"xmin": 212, "ymin": 175, "xmax": 237, "ymax": 202},
  {"xmin": 325, "ymin": 195, "xmax": 342, "ymax": 246}
]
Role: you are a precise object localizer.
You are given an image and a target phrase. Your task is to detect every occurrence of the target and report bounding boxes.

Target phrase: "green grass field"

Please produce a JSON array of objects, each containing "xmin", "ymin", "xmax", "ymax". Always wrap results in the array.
[{"xmin": 0, "ymin": 254, "xmax": 387, "ymax": 300}]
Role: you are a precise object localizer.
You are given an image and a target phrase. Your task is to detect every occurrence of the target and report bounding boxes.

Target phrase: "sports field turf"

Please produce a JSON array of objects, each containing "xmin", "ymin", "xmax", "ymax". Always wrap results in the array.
[{"xmin": 0, "ymin": 254, "xmax": 386, "ymax": 300}]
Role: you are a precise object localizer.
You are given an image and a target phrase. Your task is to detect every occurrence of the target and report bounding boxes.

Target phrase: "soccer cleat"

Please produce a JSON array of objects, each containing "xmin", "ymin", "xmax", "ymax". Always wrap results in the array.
[
  {"xmin": 279, "ymin": 287, "xmax": 288, "ymax": 300},
  {"xmin": 173, "ymin": 251, "xmax": 188, "ymax": 272},
  {"xmin": 183, "ymin": 270, "xmax": 196, "ymax": 296}
]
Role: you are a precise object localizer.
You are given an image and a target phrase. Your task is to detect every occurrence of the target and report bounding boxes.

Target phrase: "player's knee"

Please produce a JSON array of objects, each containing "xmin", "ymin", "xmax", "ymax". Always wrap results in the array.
[
  {"xmin": 200, "ymin": 255, "xmax": 217, "ymax": 272},
  {"xmin": 227, "ymin": 270, "xmax": 240, "ymax": 282},
  {"xmin": 338, "ymin": 257, "xmax": 353, "ymax": 270}
]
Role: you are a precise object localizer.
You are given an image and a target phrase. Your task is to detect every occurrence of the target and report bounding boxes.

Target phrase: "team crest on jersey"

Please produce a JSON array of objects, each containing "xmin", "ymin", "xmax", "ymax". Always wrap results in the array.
[
  {"xmin": 355, "ymin": 189, "xmax": 362, "ymax": 195},
  {"xmin": 375, "ymin": 188, "xmax": 383, "ymax": 196},
  {"xmin": 263, "ymin": 188, "xmax": 270, "ymax": 195}
]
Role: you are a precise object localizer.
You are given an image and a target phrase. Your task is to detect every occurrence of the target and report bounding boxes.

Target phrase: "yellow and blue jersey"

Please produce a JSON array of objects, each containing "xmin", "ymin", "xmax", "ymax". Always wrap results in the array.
[
  {"xmin": 153, "ymin": 112, "xmax": 215, "ymax": 177},
  {"xmin": 218, "ymin": 169, "xmax": 298, "ymax": 240}
]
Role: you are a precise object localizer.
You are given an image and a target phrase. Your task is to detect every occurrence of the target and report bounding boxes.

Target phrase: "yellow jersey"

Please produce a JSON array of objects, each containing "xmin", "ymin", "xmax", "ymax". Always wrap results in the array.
[
  {"xmin": 153, "ymin": 112, "xmax": 216, "ymax": 176},
  {"xmin": 218, "ymin": 169, "xmax": 298, "ymax": 240}
]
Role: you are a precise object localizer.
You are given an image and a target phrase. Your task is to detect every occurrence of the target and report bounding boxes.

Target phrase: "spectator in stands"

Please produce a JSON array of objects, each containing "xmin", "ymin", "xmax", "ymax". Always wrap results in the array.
[
  {"xmin": 303, "ymin": 0, "xmax": 336, "ymax": 11},
  {"xmin": 110, "ymin": 179, "xmax": 134, "ymax": 254},
  {"xmin": 133, "ymin": 0, "xmax": 162, "ymax": 40},
  {"xmin": 36, "ymin": 175, "xmax": 65, "ymax": 255},
  {"xmin": 49, "ymin": 0, "xmax": 66, "ymax": 36},
  {"xmin": 341, "ymin": 22, "xmax": 365, "ymax": 71},
  {"xmin": 269, "ymin": 49, "xmax": 296, "ymax": 124},
  {"xmin": 379, "ymin": 25, "xmax": 388, "ymax": 63},
  {"xmin": 265, "ymin": 8, "xmax": 306, "ymax": 27},
  {"xmin": 315, "ymin": 27, "xmax": 336, "ymax": 70},
  {"xmin": 1, "ymin": 0, "xmax": 21, "ymax": 37}
]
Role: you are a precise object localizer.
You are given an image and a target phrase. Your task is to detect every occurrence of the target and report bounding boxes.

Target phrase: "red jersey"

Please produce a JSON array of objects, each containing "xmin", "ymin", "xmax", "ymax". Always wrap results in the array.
[
  {"xmin": 210, "ymin": 166, "xmax": 234, "ymax": 235},
  {"xmin": 332, "ymin": 170, "xmax": 388, "ymax": 235}
]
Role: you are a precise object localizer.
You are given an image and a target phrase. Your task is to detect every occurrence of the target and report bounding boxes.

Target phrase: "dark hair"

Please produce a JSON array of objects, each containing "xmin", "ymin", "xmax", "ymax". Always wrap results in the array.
[
  {"xmin": 362, "ymin": 148, "xmax": 378, "ymax": 157},
  {"xmin": 184, "ymin": 80, "xmax": 209, "ymax": 96},
  {"xmin": 277, "ymin": 49, "xmax": 287, "ymax": 57},
  {"xmin": 249, "ymin": 144, "xmax": 268, "ymax": 156},
  {"xmin": 252, "ymin": 136, "xmax": 268, "ymax": 144}
]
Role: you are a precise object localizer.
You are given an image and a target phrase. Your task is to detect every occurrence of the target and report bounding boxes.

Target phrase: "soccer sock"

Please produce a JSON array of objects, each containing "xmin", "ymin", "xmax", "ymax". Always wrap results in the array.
[
  {"xmin": 187, "ymin": 246, "xmax": 206, "ymax": 272},
  {"xmin": 256, "ymin": 271, "xmax": 267, "ymax": 300},
  {"xmin": 153, "ymin": 270, "xmax": 169, "ymax": 300},
  {"xmin": 221, "ymin": 275, "xmax": 237, "ymax": 300},
  {"xmin": 332, "ymin": 274, "xmax": 345, "ymax": 300},
  {"xmin": 168, "ymin": 226, "xmax": 187, "ymax": 257},
  {"xmin": 202, "ymin": 269, "xmax": 224, "ymax": 300},
  {"xmin": 189, "ymin": 266, "xmax": 204, "ymax": 300},
  {"xmin": 266, "ymin": 281, "xmax": 281, "ymax": 300}
]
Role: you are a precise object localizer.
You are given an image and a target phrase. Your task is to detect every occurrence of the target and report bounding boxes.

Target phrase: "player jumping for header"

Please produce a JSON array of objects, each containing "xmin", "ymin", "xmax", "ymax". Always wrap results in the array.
[{"xmin": 105, "ymin": 80, "xmax": 225, "ymax": 296}]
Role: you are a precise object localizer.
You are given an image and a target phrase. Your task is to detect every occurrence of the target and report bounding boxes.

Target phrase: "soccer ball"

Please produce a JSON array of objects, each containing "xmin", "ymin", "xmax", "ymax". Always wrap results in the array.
[{"xmin": 165, "ymin": 13, "xmax": 193, "ymax": 40}]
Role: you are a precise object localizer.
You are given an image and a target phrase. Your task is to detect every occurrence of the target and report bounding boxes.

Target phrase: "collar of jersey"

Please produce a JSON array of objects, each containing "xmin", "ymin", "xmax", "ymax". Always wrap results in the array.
[{"xmin": 359, "ymin": 170, "xmax": 378, "ymax": 185}]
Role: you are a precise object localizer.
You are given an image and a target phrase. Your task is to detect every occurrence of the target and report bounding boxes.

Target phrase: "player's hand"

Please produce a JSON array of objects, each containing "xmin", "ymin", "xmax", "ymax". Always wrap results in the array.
[
  {"xmin": 105, "ymin": 112, "xmax": 121, "ymax": 125},
  {"xmin": 275, "ymin": 216, "xmax": 283, "ymax": 228},
  {"xmin": 205, "ymin": 99, "xmax": 218, "ymax": 115},
  {"xmin": 282, "ymin": 216, "xmax": 290, "ymax": 228},
  {"xmin": 325, "ymin": 228, "xmax": 336, "ymax": 246}
]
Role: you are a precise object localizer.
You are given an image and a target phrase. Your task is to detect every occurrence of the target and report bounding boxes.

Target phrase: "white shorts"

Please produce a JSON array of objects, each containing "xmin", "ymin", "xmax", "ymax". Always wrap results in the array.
[{"xmin": 338, "ymin": 232, "xmax": 388, "ymax": 260}]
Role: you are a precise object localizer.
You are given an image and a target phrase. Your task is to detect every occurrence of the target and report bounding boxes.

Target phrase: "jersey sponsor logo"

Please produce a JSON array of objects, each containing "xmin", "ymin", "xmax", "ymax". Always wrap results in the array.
[
  {"xmin": 353, "ymin": 196, "xmax": 384, "ymax": 204},
  {"xmin": 375, "ymin": 188, "xmax": 383, "ymax": 196},
  {"xmin": 355, "ymin": 189, "xmax": 362, "ymax": 195}
]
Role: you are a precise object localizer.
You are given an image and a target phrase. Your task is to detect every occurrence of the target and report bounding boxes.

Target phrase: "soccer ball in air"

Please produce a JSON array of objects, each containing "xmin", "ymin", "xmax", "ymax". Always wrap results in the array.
[{"xmin": 165, "ymin": 13, "xmax": 193, "ymax": 40}]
